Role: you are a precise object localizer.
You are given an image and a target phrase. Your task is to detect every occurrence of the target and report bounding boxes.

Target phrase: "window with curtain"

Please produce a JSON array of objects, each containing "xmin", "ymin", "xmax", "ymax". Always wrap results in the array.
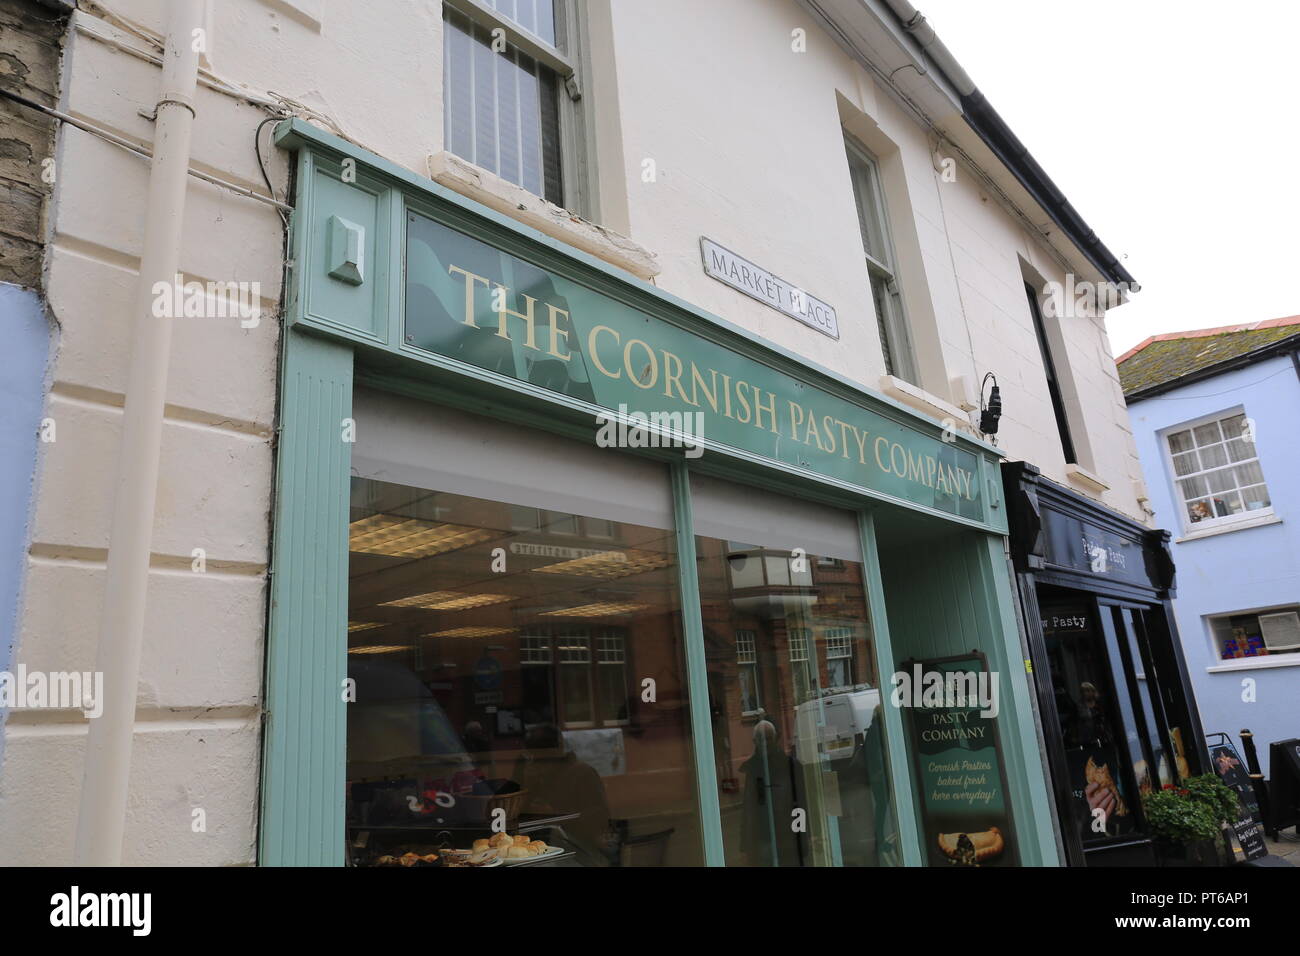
[{"xmin": 443, "ymin": 1, "xmax": 567, "ymax": 205}]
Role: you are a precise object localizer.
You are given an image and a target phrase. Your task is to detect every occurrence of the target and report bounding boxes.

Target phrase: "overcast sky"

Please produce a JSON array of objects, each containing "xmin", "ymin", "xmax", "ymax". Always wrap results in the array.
[{"xmin": 918, "ymin": 0, "xmax": 1300, "ymax": 356}]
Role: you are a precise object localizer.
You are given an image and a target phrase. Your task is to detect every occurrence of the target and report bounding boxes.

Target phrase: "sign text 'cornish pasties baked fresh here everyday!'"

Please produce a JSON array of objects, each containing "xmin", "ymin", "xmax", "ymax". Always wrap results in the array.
[{"xmin": 404, "ymin": 212, "xmax": 984, "ymax": 521}]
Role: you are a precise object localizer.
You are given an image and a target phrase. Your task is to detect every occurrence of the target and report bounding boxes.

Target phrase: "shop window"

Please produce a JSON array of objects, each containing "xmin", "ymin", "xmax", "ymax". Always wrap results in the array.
[
  {"xmin": 846, "ymin": 137, "xmax": 917, "ymax": 385},
  {"xmin": 1164, "ymin": 409, "xmax": 1272, "ymax": 531},
  {"xmin": 346, "ymin": 393, "xmax": 703, "ymax": 866},
  {"xmin": 1208, "ymin": 606, "xmax": 1300, "ymax": 661},
  {"xmin": 443, "ymin": 1, "xmax": 579, "ymax": 208},
  {"xmin": 692, "ymin": 473, "xmax": 898, "ymax": 867}
]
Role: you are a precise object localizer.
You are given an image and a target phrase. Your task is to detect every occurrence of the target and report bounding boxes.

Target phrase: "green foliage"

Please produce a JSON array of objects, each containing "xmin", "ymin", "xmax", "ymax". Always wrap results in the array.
[{"xmin": 1143, "ymin": 774, "xmax": 1239, "ymax": 845}]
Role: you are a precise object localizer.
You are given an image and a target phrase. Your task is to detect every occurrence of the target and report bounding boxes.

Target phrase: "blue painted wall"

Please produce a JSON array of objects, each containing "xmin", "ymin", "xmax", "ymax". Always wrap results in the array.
[
  {"xmin": 0, "ymin": 282, "xmax": 54, "ymax": 768},
  {"xmin": 1128, "ymin": 352, "xmax": 1300, "ymax": 776}
]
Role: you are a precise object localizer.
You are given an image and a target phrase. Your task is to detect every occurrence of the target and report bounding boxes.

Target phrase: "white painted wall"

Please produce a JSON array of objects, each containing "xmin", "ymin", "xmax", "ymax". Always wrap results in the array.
[{"xmin": 0, "ymin": 0, "xmax": 1149, "ymax": 864}]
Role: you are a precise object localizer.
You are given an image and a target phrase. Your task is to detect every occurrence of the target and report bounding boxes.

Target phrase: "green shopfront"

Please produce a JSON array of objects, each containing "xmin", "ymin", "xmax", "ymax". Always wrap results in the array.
[{"xmin": 259, "ymin": 119, "xmax": 1061, "ymax": 867}]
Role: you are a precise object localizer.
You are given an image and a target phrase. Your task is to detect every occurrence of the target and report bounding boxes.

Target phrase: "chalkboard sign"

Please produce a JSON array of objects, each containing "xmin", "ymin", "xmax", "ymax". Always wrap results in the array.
[
  {"xmin": 1207, "ymin": 734, "xmax": 1267, "ymax": 860},
  {"xmin": 903, "ymin": 652, "xmax": 1018, "ymax": 866}
]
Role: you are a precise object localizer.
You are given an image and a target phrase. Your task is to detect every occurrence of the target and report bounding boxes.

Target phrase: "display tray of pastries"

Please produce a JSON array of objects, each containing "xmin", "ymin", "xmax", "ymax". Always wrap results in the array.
[
  {"xmin": 371, "ymin": 848, "xmax": 501, "ymax": 868},
  {"xmin": 472, "ymin": 831, "xmax": 561, "ymax": 865}
]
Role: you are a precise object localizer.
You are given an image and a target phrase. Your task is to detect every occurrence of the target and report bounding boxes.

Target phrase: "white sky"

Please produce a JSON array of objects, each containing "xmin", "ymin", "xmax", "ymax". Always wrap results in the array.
[{"xmin": 917, "ymin": 0, "xmax": 1300, "ymax": 356}]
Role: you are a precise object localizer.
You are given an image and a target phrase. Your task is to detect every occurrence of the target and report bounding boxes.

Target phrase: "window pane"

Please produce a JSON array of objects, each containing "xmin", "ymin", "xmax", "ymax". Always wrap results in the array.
[
  {"xmin": 692, "ymin": 475, "xmax": 897, "ymax": 867},
  {"xmin": 347, "ymin": 471, "xmax": 704, "ymax": 866},
  {"xmin": 1193, "ymin": 422, "xmax": 1222, "ymax": 446},
  {"xmin": 1171, "ymin": 451, "xmax": 1198, "ymax": 477},
  {"xmin": 1177, "ymin": 476, "xmax": 1207, "ymax": 500},
  {"xmin": 1167, "ymin": 430, "xmax": 1193, "ymax": 454},
  {"xmin": 870, "ymin": 272, "xmax": 896, "ymax": 376},
  {"xmin": 1205, "ymin": 467, "xmax": 1235, "ymax": 494},
  {"xmin": 1225, "ymin": 438, "xmax": 1252, "ymax": 463},
  {"xmin": 1186, "ymin": 498, "xmax": 1213, "ymax": 523},
  {"xmin": 487, "ymin": 0, "xmax": 557, "ymax": 46},
  {"xmin": 1199, "ymin": 443, "xmax": 1228, "ymax": 469},
  {"xmin": 1214, "ymin": 492, "xmax": 1244, "ymax": 517},
  {"xmin": 1234, "ymin": 461, "xmax": 1265, "ymax": 486},
  {"xmin": 442, "ymin": 10, "xmax": 562, "ymax": 204},
  {"xmin": 1242, "ymin": 485, "xmax": 1272, "ymax": 510},
  {"xmin": 1221, "ymin": 413, "xmax": 1247, "ymax": 440}
]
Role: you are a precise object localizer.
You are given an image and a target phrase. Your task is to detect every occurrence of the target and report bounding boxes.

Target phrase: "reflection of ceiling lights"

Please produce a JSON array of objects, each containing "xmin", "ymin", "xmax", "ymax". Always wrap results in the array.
[
  {"xmin": 380, "ymin": 591, "xmax": 512, "ymax": 611},
  {"xmin": 539, "ymin": 602, "xmax": 650, "ymax": 618},
  {"xmin": 533, "ymin": 549, "xmax": 672, "ymax": 580},
  {"xmin": 348, "ymin": 621, "xmax": 385, "ymax": 632},
  {"xmin": 349, "ymin": 513, "xmax": 495, "ymax": 558},
  {"xmin": 426, "ymin": 593, "xmax": 511, "ymax": 611},
  {"xmin": 378, "ymin": 590, "xmax": 459, "ymax": 608},
  {"xmin": 425, "ymin": 626, "xmax": 518, "ymax": 639},
  {"xmin": 348, "ymin": 645, "xmax": 411, "ymax": 655}
]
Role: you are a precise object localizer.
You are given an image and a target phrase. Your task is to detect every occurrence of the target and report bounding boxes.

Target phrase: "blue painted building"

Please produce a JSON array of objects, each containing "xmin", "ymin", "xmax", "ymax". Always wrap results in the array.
[{"xmin": 1120, "ymin": 317, "xmax": 1300, "ymax": 776}]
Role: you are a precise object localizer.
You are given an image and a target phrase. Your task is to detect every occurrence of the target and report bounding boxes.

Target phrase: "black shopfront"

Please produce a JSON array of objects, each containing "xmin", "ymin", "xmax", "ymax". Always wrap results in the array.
[{"xmin": 1003, "ymin": 462, "xmax": 1209, "ymax": 867}]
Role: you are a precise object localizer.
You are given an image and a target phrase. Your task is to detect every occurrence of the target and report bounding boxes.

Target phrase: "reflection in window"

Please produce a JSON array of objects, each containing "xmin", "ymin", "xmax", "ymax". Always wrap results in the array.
[
  {"xmin": 695, "ymin": 480, "xmax": 898, "ymax": 867},
  {"xmin": 346, "ymin": 478, "xmax": 701, "ymax": 866}
]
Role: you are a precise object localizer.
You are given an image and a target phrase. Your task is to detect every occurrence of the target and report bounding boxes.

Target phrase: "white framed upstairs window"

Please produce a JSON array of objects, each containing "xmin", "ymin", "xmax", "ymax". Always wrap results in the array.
[
  {"xmin": 1163, "ymin": 408, "xmax": 1272, "ymax": 532},
  {"xmin": 845, "ymin": 137, "xmax": 917, "ymax": 385},
  {"xmin": 443, "ymin": 0, "xmax": 589, "ymax": 210}
]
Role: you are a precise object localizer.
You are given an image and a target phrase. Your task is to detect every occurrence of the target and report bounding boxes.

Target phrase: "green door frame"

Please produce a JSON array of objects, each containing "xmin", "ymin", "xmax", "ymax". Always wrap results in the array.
[{"xmin": 258, "ymin": 118, "xmax": 1058, "ymax": 866}]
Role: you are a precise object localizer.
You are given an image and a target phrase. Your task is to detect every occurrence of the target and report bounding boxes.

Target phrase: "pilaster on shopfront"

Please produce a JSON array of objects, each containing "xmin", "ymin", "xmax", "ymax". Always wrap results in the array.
[{"xmin": 260, "ymin": 118, "xmax": 1061, "ymax": 867}]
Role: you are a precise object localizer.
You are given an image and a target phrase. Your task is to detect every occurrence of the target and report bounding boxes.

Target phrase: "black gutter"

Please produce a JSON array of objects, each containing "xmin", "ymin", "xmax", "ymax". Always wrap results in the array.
[
  {"xmin": 960, "ymin": 90, "xmax": 1136, "ymax": 289},
  {"xmin": 1122, "ymin": 330, "xmax": 1300, "ymax": 403}
]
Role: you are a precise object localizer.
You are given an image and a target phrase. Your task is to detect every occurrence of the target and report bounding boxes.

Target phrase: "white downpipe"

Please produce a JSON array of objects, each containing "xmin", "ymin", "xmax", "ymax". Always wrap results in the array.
[{"xmin": 74, "ymin": 0, "xmax": 205, "ymax": 866}]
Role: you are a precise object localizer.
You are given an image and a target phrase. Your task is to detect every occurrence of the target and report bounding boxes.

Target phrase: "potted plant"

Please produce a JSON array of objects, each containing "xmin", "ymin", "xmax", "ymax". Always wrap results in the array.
[{"xmin": 1143, "ymin": 774, "xmax": 1238, "ymax": 866}]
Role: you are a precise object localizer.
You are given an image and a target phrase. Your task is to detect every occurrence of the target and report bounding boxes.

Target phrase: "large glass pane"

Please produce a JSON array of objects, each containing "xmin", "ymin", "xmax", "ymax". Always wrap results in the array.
[
  {"xmin": 1040, "ymin": 602, "xmax": 1139, "ymax": 844},
  {"xmin": 346, "ymin": 396, "xmax": 703, "ymax": 867},
  {"xmin": 691, "ymin": 475, "xmax": 897, "ymax": 867}
]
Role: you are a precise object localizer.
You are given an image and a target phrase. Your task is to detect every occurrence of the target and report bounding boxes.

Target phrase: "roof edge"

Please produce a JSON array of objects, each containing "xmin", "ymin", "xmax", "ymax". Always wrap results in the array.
[{"xmin": 1122, "ymin": 329, "xmax": 1300, "ymax": 403}]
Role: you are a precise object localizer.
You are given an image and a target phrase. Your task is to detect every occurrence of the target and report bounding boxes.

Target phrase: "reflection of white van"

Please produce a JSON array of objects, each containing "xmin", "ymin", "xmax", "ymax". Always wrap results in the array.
[{"xmin": 794, "ymin": 686, "xmax": 880, "ymax": 764}]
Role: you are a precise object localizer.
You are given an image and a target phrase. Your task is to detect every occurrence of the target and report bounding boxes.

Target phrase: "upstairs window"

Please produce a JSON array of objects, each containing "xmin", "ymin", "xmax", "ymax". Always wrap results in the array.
[
  {"xmin": 443, "ymin": 1, "xmax": 580, "ymax": 207},
  {"xmin": 1024, "ymin": 281, "xmax": 1078, "ymax": 464},
  {"xmin": 1165, "ymin": 409, "xmax": 1271, "ymax": 530},
  {"xmin": 845, "ymin": 139, "xmax": 917, "ymax": 384}
]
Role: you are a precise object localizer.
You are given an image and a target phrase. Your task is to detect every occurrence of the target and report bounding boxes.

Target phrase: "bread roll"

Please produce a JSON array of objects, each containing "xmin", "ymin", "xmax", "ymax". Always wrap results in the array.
[
  {"xmin": 507, "ymin": 846, "xmax": 531, "ymax": 859},
  {"xmin": 472, "ymin": 838, "xmax": 490, "ymax": 852},
  {"xmin": 489, "ymin": 832, "xmax": 512, "ymax": 849},
  {"xmin": 513, "ymin": 834, "xmax": 530, "ymax": 846}
]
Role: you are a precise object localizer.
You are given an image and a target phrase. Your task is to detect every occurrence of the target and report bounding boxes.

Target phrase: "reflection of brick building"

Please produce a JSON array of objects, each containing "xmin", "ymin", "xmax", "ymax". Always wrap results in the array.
[{"xmin": 694, "ymin": 537, "xmax": 874, "ymax": 803}]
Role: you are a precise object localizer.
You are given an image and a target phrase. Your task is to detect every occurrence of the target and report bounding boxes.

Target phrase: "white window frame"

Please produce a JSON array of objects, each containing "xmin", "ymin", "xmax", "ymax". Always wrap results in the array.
[
  {"xmin": 1204, "ymin": 604, "xmax": 1300, "ymax": 671},
  {"xmin": 845, "ymin": 137, "xmax": 917, "ymax": 385},
  {"xmin": 1159, "ymin": 406, "xmax": 1273, "ymax": 534},
  {"xmin": 442, "ymin": 0, "xmax": 597, "ymax": 216}
]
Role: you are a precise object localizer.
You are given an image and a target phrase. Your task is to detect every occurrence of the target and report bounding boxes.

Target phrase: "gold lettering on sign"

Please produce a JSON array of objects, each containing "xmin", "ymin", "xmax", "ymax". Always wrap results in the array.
[
  {"xmin": 448, "ymin": 265, "xmax": 490, "ymax": 327},
  {"xmin": 441, "ymin": 260, "xmax": 979, "ymax": 505}
]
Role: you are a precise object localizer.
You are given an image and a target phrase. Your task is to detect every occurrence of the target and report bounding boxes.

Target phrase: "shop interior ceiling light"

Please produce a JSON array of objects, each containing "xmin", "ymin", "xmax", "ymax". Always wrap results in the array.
[
  {"xmin": 539, "ymin": 601, "xmax": 651, "ymax": 618},
  {"xmin": 378, "ymin": 590, "xmax": 460, "ymax": 608},
  {"xmin": 425, "ymin": 626, "xmax": 518, "ymax": 638},
  {"xmin": 532, "ymin": 549, "xmax": 672, "ymax": 579},
  {"xmin": 378, "ymin": 591, "xmax": 511, "ymax": 610},
  {"xmin": 420, "ymin": 592, "xmax": 512, "ymax": 611},
  {"xmin": 349, "ymin": 513, "xmax": 496, "ymax": 558},
  {"xmin": 347, "ymin": 644, "xmax": 412, "ymax": 655},
  {"xmin": 347, "ymin": 621, "xmax": 386, "ymax": 632}
]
